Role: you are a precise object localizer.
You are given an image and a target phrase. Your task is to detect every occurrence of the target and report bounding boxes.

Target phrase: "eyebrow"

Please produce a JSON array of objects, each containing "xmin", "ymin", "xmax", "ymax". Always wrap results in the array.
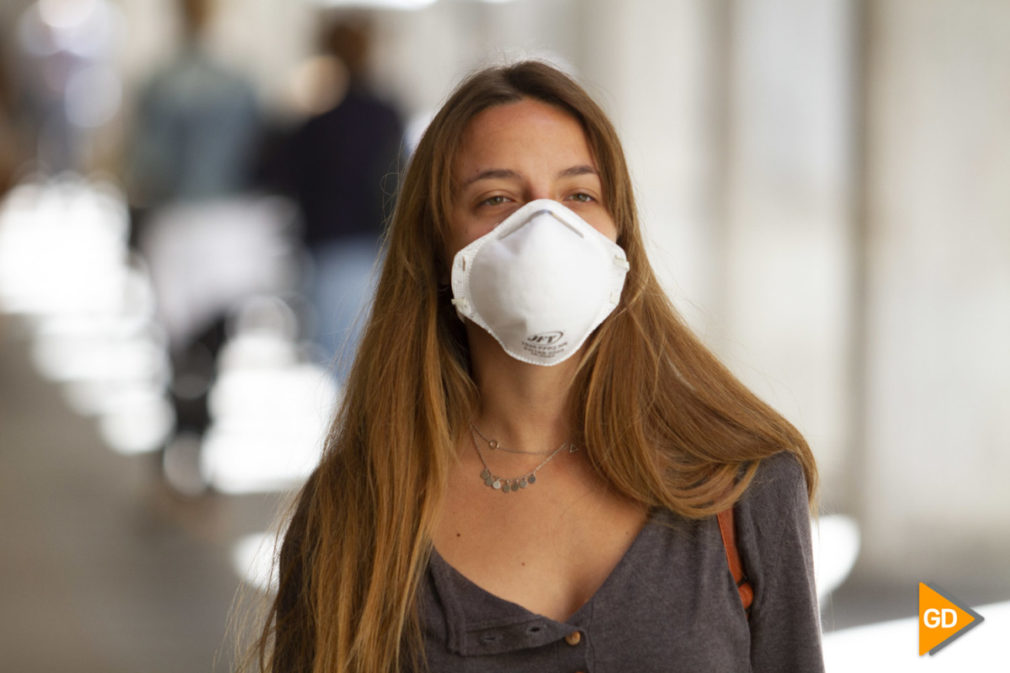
[
  {"xmin": 558, "ymin": 165, "xmax": 599, "ymax": 179},
  {"xmin": 459, "ymin": 164, "xmax": 599, "ymax": 189}
]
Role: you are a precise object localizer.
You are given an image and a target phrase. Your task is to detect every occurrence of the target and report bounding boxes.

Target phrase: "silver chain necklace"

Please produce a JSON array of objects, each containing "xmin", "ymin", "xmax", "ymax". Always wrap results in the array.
[
  {"xmin": 470, "ymin": 422, "xmax": 557, "ymax": 455},
  {"xmin": 470, "ymin": 425, "xmax": 578, "ymax": 494}
]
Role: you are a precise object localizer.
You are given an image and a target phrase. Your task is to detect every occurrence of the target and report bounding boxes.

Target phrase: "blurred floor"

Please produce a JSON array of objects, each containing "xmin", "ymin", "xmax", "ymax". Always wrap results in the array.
[{"xmin": 0, "ymin": 317, "xmax": 281, "ymax": 673}]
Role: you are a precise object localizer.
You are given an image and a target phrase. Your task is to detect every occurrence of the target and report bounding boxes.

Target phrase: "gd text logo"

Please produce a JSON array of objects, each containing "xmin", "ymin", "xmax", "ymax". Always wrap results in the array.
[{"xmin": 918, "ymin": 582, "xmax": 984, "ymax": 656}]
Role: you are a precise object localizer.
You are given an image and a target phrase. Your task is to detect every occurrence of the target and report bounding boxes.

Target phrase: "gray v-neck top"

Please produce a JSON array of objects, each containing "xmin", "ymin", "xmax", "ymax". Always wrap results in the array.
[{"xmin": 417, "ymin": 452, "xmax": 824, "ymax": 672}]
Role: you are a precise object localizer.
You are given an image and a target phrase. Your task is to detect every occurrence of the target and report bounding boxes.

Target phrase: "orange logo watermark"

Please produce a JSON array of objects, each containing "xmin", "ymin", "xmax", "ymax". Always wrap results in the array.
[{"xmin": 918, "ymin": 582, "xmax": 984, "ymax": 655}]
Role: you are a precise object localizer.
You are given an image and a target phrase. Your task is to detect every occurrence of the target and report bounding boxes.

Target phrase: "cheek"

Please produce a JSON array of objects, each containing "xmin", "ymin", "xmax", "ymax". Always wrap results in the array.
[
  {"xmin": 445, "ymin": 206, "xmax": 469, "ymax": 260},
  {"xmin": 587, "ymin": 213, "xmax": 619, "ymax": 242},
  {"xmin": 447, "ymin": 210, "xmax": 500, "ymax": 257},
  {"xmin": 440, "ymin": 228, "xmax": 467, "ymax": 285},
  {"xmin": 445, "ymin": 223, "xmax": 472, "ymax": 262}
]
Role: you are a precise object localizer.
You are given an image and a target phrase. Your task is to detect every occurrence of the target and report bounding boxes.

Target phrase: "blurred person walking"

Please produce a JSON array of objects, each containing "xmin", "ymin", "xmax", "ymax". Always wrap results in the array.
[
  {"xmin": 271, "ymin": 17, "xmax": 405, "ymax": 384},
  {"xmin": 124, "ymin": 0, "xmax": 279, "ymax": 486},
  {"xmin": 126, "ymin": 0, "xmax": 260, "ymax": 220}
]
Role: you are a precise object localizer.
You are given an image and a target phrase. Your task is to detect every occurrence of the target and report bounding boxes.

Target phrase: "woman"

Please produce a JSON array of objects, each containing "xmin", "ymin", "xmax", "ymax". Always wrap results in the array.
[{"xmin": 251, "ymin": 61, "xmax": 823, "ymax": 673}]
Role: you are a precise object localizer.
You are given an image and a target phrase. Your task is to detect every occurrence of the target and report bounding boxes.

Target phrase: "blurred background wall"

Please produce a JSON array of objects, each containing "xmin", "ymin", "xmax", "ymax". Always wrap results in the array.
[{"xmin": 1, "ymin": 0, "xmax": 1008, "ymax": 670}]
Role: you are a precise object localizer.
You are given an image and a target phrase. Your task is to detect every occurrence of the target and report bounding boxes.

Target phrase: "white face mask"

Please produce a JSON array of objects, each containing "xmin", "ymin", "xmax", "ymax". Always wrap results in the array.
[{"xmin": 450, "ymin": 199, "xmax": 630, "ymax": 366}]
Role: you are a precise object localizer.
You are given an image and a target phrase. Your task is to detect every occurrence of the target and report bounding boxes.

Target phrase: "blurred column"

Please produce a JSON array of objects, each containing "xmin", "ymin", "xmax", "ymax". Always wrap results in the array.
[
  {"xmin": 377, "ymin": 0, "xmax": 582, "ymax": 118},
  {"xmin": 579, "ymin": 0, "xmax": 722, "ymax": 326},
  {"xmin": 859, "ymin": 0, "xmax": 1010, "ymax": 578},
  {"xmin": 720, "ymin": 0, "xmax": 854, "ymax": 507},
  {"xmin": 581, "ymin": 0, "xmax": 855, "ymax": 505}
]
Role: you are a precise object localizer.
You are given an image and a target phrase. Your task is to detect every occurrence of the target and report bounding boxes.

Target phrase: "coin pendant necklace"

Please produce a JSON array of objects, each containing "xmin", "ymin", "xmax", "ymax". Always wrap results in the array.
[{"xmin": 470, "ymin": 425, "xmax": 578, "ymax": 494}]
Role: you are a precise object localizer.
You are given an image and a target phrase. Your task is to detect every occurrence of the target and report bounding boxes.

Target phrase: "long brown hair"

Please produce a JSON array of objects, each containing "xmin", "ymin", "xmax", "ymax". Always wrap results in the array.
[{"xmin": 247, "ymin": 60, "xmax": 816, "ymax": 673}]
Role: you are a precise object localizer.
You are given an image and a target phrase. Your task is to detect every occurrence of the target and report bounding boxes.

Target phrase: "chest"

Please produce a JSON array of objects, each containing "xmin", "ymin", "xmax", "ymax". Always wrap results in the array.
[
  {"xmin": 421, "ymin": 509, "xmax": 752, "ymax": 673},
  {"xmin": 432, "ymin": 457, "xmax": 648, "ymax": 622}
]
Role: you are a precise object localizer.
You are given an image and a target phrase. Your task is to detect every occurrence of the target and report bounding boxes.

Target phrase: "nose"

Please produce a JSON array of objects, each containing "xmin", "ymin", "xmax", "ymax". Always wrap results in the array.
[{"xmin": 526, "ymin": 185, "xmax": 556, "ymax": 203}]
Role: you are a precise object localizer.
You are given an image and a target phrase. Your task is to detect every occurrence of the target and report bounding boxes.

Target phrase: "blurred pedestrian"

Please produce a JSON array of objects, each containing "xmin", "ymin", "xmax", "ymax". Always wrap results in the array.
[
  {"xmin": 126, "ymin": 0, "xmax": 260, "ymax": 223},
  {"xmin": 124, "ymin": 0, "xmax": 266, "ymax": 462},
  {"xmin": 278, "ymin": 16, "xmax": 405, "ymax": 383}
]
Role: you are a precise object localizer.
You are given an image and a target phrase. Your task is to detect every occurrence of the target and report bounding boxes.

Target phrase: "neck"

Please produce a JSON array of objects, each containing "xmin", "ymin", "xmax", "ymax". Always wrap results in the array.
[{"xmin": 466, "ymin": 324, "xmax": 578, "ymax": 453}]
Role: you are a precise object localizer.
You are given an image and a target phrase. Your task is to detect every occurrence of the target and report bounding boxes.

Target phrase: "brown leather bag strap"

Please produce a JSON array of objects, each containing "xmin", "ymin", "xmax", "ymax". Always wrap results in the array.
[{"xmin": 717, "ymin": 507, "xmax": 754, "ymax": 614}]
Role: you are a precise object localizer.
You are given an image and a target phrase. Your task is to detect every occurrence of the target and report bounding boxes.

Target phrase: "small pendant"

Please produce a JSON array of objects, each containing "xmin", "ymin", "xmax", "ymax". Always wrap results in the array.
[{"xmin": 478, "ymin": 471, "xmax": 537, "ymax": 493}]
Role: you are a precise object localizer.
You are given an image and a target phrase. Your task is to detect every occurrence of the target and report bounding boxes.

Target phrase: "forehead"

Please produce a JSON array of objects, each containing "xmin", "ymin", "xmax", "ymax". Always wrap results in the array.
[{"xmin": 453, "ymin": 99, "xmax": 596, "ymax": 176}]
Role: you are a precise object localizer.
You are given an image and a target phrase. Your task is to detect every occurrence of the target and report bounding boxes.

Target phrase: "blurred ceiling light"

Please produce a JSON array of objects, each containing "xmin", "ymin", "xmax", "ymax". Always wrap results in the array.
[
  {"xmin": 0, "ymin": 178, "xmax": 132, "ymax": 316},
  {"xmin": 231, "ymin": 295, "xmax": 301, "ymax": 344},
  {"xmin": 201, "ymin": 421, "xmax": 329, "ymax": 494},
  {"xmin": 17, "ymin": 6, "xmax": 57, "ymax": 57},
  {"xmin": 232, "ymin": 532, "xmax": 280, "ymax": 593},
  {"xmin": 813, "ymin": 514, "xmax": 860, "ymax": 601},
  {"xmin": 38, "ymin": 0, "xmax": 101, "ymax": 31},
  {"xmin": 308, "ymin": 0, "xmax": 517, "ymax": 5},
  {"xmin": 200, "ymin": 371, "xmax": 338, "ymax": 493},
  {"xmin": 309, "ymin": 0, "xmax": 437, "ymax": 9},
  {"xmin": 213, "ymin": 332, "xmax": 299, "ymax": 373},
  {"xmin": 32, "ymin": 330, "xmax": 169, "ymax": 388},
  {"xmin": 96, "ymin": 387, "xmax": 175, "ymax": 455},
  {"xmin": 209, "ymin": 362, "xmax": 337, "ymax": 420},
  {"xmin": 162, "ymin": 433, "xmax": 208, "ymax": 495},
  {"xmin": 140, "ymin": 198, "xmax": 299, "ymax": 348},
  {"xmin": 202, "ymin": 334, "xmax": 337, "ymax": 494},
  {"xmin": 65, "ymin": 64, "xmax": 122, "ymax": 128},
  {"xmin": 28, "ymin": 0, "xmax": 120, "ymax": 59}
]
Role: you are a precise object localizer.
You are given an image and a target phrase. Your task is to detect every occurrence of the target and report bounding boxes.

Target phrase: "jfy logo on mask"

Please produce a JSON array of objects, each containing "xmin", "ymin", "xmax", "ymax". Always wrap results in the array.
[{"xmin": 523, "ymin": 331, "xmax": 568, "ymax": 358}]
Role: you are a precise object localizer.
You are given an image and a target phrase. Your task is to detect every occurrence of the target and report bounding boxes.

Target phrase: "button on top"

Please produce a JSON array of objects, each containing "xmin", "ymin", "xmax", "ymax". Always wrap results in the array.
[{"xmin": 564, "ymin": 630, "xmax": 582, "ymax": 646}]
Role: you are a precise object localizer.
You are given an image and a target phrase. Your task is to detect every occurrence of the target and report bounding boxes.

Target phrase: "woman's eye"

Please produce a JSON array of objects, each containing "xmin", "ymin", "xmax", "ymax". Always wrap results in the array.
[
  {"xmin": 568, "ymin": 192, "xmax": 595, "ymax": 203},
  {"xmin": 480, "ymin": 195, "xmax": 510, "ymax": 207}
]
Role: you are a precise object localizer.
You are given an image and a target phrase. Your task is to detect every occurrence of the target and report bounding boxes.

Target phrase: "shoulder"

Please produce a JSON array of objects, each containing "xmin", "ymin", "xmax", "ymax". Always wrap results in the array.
[
  {"xmin": 739, "ymin": 451, "xmax": 809, "ymax": 514},
  {"xmin": 733, "ymin": 452, "xmax": 813, "ymax": 572},
  {"xmin": 735, "ymin": 454, "xmax": 825, "ymax": 669},
  {"xmin": 731, "ymin": 451, "xmax": 816, "ymax": 601}
]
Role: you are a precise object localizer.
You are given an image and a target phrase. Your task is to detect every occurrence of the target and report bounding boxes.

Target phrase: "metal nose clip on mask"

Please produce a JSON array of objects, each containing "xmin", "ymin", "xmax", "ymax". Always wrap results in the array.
[{"xmin": 450, "ymin": 199, "xmax": 630, "ymax": 366}]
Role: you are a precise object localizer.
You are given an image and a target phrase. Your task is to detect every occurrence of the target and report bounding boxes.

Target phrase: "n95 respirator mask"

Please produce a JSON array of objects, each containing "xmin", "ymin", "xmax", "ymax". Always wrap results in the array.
[{"xmin": 450, "ymin": 199, "xmax": 630, "ymax": 366}]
